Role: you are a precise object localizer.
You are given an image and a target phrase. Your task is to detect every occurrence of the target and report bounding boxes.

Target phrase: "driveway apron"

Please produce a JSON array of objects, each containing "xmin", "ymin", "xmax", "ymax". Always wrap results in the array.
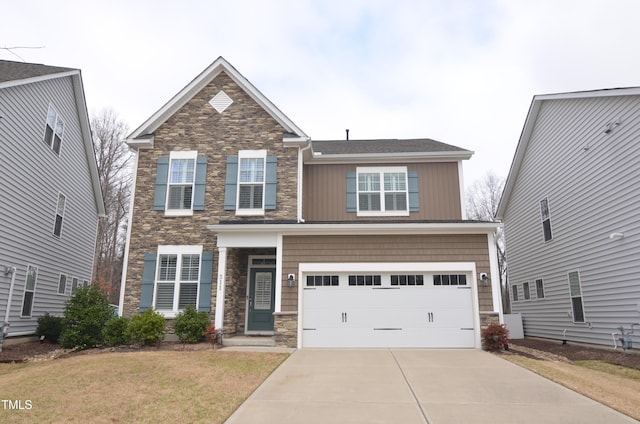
[{"xmin": 225, "ymin": 349, "xmax": 638, "ymax": 424}]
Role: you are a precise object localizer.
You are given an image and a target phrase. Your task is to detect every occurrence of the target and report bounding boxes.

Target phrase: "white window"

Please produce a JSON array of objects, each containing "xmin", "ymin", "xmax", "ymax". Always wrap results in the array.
[
  {"xmin": 154, "ymin": 245, "xmax": 202, "ymax": 316},
  {"xmin": 540, "ymin": 197, "xmax": 553, "ymax": 242},
  {"xmin": 44, "ymin": 104, "xmax": 64, "ymax": 154},
  {"xmin": 357, "ymin": 167, "xmax": 409, "ymax": 216},
  {"xmin": 568, "ymin": 271, "xmax": 585, "ymax": 323},
  {"xmin": 57, "ymin": 274, "xmax": 67, "ymax": 295},
  {"xmin": 166, "ymin": 151, "xmax": 197, "ymax": 215},
  {"xmin": 237, "ymin": 150, "xmax": 266, "ymax": 215},
  {"xmin": 536, "ymin": 279, "xmax": 545, "ymax": 299},
  {"xmin": 21, "ymin": 265, "xmax": 38, "ymax": 317},
  {"xmin": 71, "ymin": 277, "xmax": 79, "ymax": 295},
  {"xmin": 53, "ymin": 193, "xmax": 66, "ymax": 237},
  {"xmin": 512, "ymin": 285, "xmax": 519, "ymax": 302},
  {"xmin": 523, "ymin": 282, "xmax": 531, "ymax": 300}
]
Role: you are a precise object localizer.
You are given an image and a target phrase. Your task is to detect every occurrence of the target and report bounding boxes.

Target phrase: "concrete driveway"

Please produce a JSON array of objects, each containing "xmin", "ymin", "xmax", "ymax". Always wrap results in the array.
[{"xmin": 226, "ymin": 349, "xmax": 637, "ymax": 424}]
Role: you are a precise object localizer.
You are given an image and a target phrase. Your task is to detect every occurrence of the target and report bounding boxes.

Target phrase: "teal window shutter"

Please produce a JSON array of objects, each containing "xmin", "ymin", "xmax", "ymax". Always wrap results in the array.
[
  {"xmin": 265, "ymin": 155, "xmax": 277, "ymax": 210},
  {"xmin": 153, "ymin": 157, "xmax": 169, "ymax": 210},
  {"xmin": 346, "ymin": 172, "xmax": 357, "ymax": 212},
  {"xmin": 224, "ymin": 156, "xmax": 238, "ymax": 210},
  {"xmin": 140, "ymin": 253, "xmax": 156, "ymax": 312},
  {"xmin": 193, "ymin": 156, "xmax": 207, "ymax": 210},
  {"xmin": 198, "ymin": 252, "xmax": 214, "ymax": 312},
  {"xmin": 408, "ymin": 171, "xmax": 419, "ymax": 212}
]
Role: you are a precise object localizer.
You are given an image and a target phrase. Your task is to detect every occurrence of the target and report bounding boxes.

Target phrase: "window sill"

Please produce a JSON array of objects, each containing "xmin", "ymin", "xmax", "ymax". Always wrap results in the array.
[
  {"xmin": 356, "ymin": 211, "xmax": 410, "ymax": 217},
  {"xmin": 164, "ymin": 209, "xmax": 194, "ymax": 217},
  {"xmin": 235, "ymin": 209, "xmax": 265, "ymax": 217}
]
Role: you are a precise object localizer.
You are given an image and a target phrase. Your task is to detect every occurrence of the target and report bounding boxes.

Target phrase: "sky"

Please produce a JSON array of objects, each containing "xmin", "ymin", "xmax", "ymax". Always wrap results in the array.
[{"xmin": 2, "ymin": 0, "xmax": 640, "ymax": 188}]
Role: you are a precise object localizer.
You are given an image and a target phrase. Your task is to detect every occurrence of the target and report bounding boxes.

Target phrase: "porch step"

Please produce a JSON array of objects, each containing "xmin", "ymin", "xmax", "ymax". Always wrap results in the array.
[{"xmin": 223, "ymin": 336, "xmax": 276, "ymax": 348}]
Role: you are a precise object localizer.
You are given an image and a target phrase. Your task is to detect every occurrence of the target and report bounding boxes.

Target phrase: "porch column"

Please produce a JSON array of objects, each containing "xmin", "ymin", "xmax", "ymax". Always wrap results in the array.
[
  {"xmin": 487, "ymin": 231, "xmax": 504, "ymax": 322},
  {"xmin": 274, "ymin": 233, "xmax": 283, "ymax": 313},
  {"xmin": 214, "ymin": 247, "xmax": 227, "ymax": 330}
]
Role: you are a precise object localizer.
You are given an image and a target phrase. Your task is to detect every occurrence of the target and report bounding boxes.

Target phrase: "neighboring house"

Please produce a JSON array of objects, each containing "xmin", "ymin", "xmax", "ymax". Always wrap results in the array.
[
  {"xmin": 497, "ymin": 88, "xmax": 640, "ymax": 347},
  {"xmin": 119, "ymin": 57, "xmax": 502, "ymax": 348},
  {"xmin": 0, "ymin": 60, "xmax": 105, "ymax": 338}
]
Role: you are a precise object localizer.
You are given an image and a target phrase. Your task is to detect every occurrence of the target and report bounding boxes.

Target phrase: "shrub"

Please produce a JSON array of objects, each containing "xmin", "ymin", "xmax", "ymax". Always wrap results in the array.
[
  {"xmin": 481, "ymin": 323, "xmax": 510, "ymax": 351},
  {"xmin": 60, "ymin": 285, "xmax": 113, "ymax": 350},
  {"xmin": 102, "ymin": 316, "xmax": 131, "ymax": 346},
  {"xmin": 126, "ymin": 309, "xmax": 166, "ymax": 346},
  {"xmin": 174, "ymin": 306, "xmax": 211, "ymax": 344},
  {"xmin": 35, "ymin": 313, "xmax": 63, "ymax": 343}
]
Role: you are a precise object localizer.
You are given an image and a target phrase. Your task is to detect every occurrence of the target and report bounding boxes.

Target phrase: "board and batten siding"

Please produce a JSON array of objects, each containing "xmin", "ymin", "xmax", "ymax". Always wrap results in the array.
[
  {"xmin": 281, "ymin": 234, "xmax": 492, "ymax": 312},
  {"xmin": 0, "ymin": 76, "xmax": 99, "ymax": 335},
  {"xmin": 303, "ymin": 162, "xmax": 462, "ymax": 222},
  {"xmin": 504, "ymin": 94, "xmax": 640, "ymax": 346}
]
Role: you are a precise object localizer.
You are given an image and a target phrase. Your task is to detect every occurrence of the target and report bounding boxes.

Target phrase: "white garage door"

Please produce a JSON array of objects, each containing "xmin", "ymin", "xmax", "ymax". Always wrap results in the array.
[{"xmin": 302, "ymin": 271, "xmax": 475, "ymax": 348}]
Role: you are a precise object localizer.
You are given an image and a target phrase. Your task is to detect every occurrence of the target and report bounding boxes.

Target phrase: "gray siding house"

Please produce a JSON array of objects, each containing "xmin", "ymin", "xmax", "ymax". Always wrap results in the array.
[
  {"xmin": 497, "ymin": 88, "xmax": 640, "ymax": 347},
  {"xmin": 0, "ymin": 60, "xmax": 105, "ymax": 338}
]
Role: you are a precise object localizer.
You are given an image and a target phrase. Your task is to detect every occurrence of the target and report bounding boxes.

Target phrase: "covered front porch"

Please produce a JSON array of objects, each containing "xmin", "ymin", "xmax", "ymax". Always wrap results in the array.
[{"xmin": 214, "ymin": 231, "xmax": 286, "ymax": 340}]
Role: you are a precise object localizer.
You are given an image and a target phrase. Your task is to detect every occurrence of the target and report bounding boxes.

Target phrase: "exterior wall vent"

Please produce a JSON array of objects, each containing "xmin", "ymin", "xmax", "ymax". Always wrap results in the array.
[{"xmin": 209, "ymin": 90, "xmax": 233, "ymax": 113}]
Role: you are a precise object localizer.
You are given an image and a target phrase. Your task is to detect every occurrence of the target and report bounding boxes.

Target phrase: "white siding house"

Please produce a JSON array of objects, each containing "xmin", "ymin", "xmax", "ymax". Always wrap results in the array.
[
  {"xmin": 0, "ymin": 60, "xmax": 105, "ymax": 338},
  {"xmin": 497, "ymin": 88, "xmax": 640, "ymax": 347}
]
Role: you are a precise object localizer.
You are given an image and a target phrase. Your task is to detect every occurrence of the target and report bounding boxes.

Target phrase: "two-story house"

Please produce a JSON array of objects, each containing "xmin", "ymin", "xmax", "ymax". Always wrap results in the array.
[
  {"xmin": 497, "ymin": 88, "xmax": 640, "ymax": 348},
  {"xmin": 119, "ymin": 57, "xmax": 502, "ymax": 348},
  {"xmin": 0, "ymin": 60, "xmax": 105, "ymax": 340}
]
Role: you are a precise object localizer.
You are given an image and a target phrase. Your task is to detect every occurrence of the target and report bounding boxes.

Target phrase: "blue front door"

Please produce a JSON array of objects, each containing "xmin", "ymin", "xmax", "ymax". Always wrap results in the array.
[{"xmin": 247, "ymin": 268, "xmax": 275, "ymax": 332}]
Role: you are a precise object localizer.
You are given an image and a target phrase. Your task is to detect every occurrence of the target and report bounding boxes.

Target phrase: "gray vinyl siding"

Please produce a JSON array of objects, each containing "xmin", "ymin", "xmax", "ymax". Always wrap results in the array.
[
  {"xmin": 504, "ymin": 94, "xmax": 640, "ymax": 347},
  {"xmin": 0, "ymin": 76, "xmax": 99, "ymax": 335}
]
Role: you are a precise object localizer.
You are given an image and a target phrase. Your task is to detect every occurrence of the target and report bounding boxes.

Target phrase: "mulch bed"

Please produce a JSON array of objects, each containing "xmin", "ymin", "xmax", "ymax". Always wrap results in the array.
[
  {"xmin": 3, "ymin": 337, "xmax": 640, "ymax": 370},
  {"xmin": 504, "ymin": 338, "xmax": 640, "ymax": 371},
  {"xmin": 0, "ymin": 340, "xmax": 219, "ymax": 363}
]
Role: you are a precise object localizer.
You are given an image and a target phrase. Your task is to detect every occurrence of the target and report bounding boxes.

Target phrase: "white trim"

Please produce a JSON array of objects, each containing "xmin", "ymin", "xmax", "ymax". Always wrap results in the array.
[
  {"xmin": 275, "ymin": 234, "xmax": 283, "ymax": 313},
  {"xmin": 236, "ymin": 150, "xmax": 267, "ymax": 214},
  {"xmin": 458, "ymin": 160, "xmax": 467, "ymax": 219},
  {"xmin": 245, "ymin": 255, "xmax": 277, "ymax": 335},
  {"xmin": 118, "ymin": 151, "xmax": 138, "ymax": 316},
  {"xmin": 126, "ymin": 57, "xmax": 308, "ymax": 144},
  {"xmin": 356, "ymin": 166, "xmax": 409, "ymax": 216},
  {"xmin": 153, "ymin": 245, "xmax": 203, "ymax": 318},
  {"xmin": 306, "ymin": 150, "xmax": 473, "ymax": 164},
  {"xmin": 209, "ymin": 222, "xmax": 501, "ymax": 236},
  {"xmin": 297, "ymin": 261, "xmax": 481, "ymax": 349},
  {"xmin": 0, "ymin": 69, "xmax": 79, "ymax": 90},
  {"xmin": 214, "ymin": 247, "xmax": 227, "ymax": 329},
  {"xmin": 164, "ymin": 150, "xmax": 198, "ymax": 217},
  {"xmin": 487, "ymin": 231, "xmax": 504, "ymax": 323},
  {"xmin": 216, "ymin": 232, "xmax": 278, "ymax": 248}
]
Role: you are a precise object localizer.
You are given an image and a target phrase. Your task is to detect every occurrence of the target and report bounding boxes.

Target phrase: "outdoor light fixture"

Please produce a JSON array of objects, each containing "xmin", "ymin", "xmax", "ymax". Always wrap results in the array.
[
  {"xmin": 479, "ymin": 273, "xmax": 489, "ymax": 287},
  {"xmin": 287, "ymin": 274, "xmax": 295, "ymax": 288}
]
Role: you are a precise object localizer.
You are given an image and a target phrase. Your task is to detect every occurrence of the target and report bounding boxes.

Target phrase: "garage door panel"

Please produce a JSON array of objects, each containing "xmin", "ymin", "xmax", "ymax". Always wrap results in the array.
[{"xmin": 302, "ymin": 269, "xmax": 477, "ymax": 348}]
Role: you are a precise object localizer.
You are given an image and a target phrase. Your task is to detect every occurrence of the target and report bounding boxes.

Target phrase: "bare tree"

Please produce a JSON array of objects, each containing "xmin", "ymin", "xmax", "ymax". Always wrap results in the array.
[
  {"xmin": 465, "ymin": 172, "xmax": 509, "ymax": 312},
  {"xmin": 91, "ymin": 109, "xmax": 131, "ymax": 304}
]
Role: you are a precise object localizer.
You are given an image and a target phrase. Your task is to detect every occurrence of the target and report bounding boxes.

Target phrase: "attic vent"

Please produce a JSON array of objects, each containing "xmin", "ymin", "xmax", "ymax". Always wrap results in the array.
[{"xmin": 209, "ymin": 90, "xmax": 233, "ymax": 113}]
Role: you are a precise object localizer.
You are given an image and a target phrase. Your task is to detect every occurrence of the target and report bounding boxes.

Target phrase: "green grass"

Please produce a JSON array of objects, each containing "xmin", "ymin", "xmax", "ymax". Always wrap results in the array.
[{"xmin": 0, "ymin": 350, "xmax": 288, "ymax": 423}]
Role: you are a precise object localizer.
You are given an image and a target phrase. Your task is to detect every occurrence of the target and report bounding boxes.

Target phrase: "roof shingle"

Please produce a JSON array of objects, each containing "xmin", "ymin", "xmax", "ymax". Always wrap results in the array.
[
  {"xmin": 0, "ymin": 60, "xmax": 74, "ymax": 84},
  {"xmin": 311, "ymin": 138, "xmax": 469, "ymax": 155}
]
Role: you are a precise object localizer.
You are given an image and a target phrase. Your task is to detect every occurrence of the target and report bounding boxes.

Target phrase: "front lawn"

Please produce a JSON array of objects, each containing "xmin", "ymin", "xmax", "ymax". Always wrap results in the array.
[{"xmin": 0, "ymin": 350, "xmax": 288, "ymax": 423}]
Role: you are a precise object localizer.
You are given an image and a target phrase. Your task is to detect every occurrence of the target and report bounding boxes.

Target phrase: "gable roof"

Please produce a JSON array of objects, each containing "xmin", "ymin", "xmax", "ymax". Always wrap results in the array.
[
  {"xmin": 307, "ymin": 138, "xmax": 473, "ymax": 163},
  {"xmin": 496, "ymin": 86, "xmax": 640, "ymax": 220},
  {"xmin": 126, "ymin": 56, "xmax": 308, "ymax": 147},
  {"xmin": 0, "ymin": 60, "xmax": 105, "ymax": 217}
]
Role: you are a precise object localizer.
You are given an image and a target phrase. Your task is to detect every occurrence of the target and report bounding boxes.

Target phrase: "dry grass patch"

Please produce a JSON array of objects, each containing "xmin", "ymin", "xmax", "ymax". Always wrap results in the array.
[
  {"xmin": 503, "ymin": 355, "xmax": 640, "ymax": 421},
  {"xmin": 0, "ymin": 350, "xmax": 288, "ymax": 423}
]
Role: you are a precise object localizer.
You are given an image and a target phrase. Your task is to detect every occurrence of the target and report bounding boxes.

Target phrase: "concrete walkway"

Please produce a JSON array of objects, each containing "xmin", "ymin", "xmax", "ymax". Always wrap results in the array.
[{"xmin": 226, "ymin": 349, "xmax": 638, "ymax": 424}]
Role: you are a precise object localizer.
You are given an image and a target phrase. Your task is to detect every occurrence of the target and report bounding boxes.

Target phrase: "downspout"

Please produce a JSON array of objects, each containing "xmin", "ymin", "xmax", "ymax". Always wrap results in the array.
[
  {"xmin": 297, "ymin": 139, "xmax": 312, "ymax": 223},
  {"xmin": 117, "ymin": 149, "xmax": 139, "ymax": 317},
  {"xmin": 0, "ymin": 266, "xmax": 17, "ymax": 351}
]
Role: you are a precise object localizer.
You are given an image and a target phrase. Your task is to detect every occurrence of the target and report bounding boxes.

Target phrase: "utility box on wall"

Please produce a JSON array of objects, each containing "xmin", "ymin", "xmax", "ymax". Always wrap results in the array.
[{"xmin": 503, "ymin": 313, "xmax": 524, "ymax": 339}]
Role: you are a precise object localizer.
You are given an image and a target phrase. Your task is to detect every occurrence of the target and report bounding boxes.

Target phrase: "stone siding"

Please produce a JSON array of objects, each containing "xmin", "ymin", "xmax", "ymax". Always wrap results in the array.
[
  {"xmin": 274, "ymin": 312, "xmax": 298, "ymax": 348},
  {"xmin": 122, "ymin": 70, "xmax": 298, "ymax": 319}
]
